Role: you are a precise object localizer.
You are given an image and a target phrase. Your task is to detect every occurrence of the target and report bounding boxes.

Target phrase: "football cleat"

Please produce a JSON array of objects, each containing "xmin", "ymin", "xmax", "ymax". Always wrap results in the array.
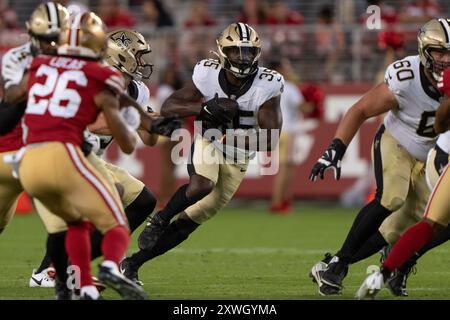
[
  {"xmin": 309, "ymin": 253, "xmax": 341, "ymax": 295},
  {"xmin": 92, "ymin": 276, "xmax": 107, "ymax": 292},
  {"xmin": 386, "ymin": 263, "xmax": 416, "ymax": 297},
  {"xmin": 320, "ymin": 255, "xmax": 348, "ymax": 290},
  {"xmin": 355, "ymin": 270, "xmax": 385, "ymax": 300},
  {"xmin": 309, "ymin": 252, "xmax": 333, "ymax": 284},
  {"xmin": 29, "ymin": 267, "xmax": 56, "ymax": 288},
  {"xmin": 120, "ymin": 258, "xmax": 144, "ymax": 286},
  {"xmin": 138, "ymin": 212, "xmax": 169, "ymax": 251},
  {"xmin": 98, "ymin": 264, "xmax": 148, "ymax": 300}
]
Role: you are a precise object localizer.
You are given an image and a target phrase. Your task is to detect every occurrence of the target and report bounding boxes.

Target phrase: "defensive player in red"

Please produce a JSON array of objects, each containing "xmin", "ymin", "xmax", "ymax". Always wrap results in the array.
[{"xmin": 15, "ymin": 12, "xmax": 147, "ymax": 300}]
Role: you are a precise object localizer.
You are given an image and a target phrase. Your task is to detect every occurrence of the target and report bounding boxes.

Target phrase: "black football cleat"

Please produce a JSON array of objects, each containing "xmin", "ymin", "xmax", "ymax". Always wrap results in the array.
[
  {"xmin": 386, "ymin": 263, "xmax": 416, "ymax": 297},
  {"xmin": 309, "ymin": 252, "xmax": 333, "ymax": 284},
  {"xmin": 138, "ymin": 212, "xmax": 169, "ymax": 251},
  {"xmin": 320, "ymin": 255, "xmax": 349, "ymax": 290},
  {"xmin": 120, "ymin": 258, "xmax": 143, "ymax": 286},
  {"xmin": 98, "ymin": 265, "xmax": 148, "ymax": 300}
]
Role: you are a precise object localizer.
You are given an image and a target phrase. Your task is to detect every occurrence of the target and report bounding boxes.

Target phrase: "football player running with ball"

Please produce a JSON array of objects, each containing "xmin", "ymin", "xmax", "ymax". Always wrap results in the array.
[
  {"xmin": 120, "ymin": 23, "xmax": 284, "ymax": 283},
  {"xmin": 309, "ymin": 18, "xmax": 450, "ymax": 296}
]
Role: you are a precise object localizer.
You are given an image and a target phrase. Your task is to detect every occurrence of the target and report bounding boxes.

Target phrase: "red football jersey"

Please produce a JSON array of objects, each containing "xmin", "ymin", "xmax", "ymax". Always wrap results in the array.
[
  {"xmin": 438, "ymin": 68, "xmax": 450, "ymax": 96},
  {"xmin": 23, "ymin": 55, "xmax": 125, "ymax": 146},
  {"xmin": 0, "ymin": 123, "xmax": 23, "ymax": 153}
]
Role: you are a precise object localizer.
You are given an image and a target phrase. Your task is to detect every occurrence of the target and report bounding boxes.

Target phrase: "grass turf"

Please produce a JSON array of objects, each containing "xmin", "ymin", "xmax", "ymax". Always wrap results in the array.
[{"xmin": 0, "ymin": 203, "xmax": 449, "ymax": 300}]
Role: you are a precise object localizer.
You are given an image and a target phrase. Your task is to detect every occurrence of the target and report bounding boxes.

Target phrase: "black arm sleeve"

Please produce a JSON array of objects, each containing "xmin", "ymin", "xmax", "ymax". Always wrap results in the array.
[{"xmin": 0, "ymin": 100, "xmax": 27, "ymax": 135}]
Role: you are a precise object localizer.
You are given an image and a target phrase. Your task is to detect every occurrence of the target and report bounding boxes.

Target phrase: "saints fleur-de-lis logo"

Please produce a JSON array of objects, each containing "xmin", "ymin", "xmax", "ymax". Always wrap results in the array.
[{"xmin": 115, "ymin": 32, "xmax": 132, "ymax": 48}]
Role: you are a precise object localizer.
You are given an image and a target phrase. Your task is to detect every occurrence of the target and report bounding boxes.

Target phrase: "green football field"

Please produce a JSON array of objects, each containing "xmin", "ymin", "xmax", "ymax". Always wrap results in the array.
[{"xmin": 0, "ymin": 203, "xmax": 449, "ymax": 300}]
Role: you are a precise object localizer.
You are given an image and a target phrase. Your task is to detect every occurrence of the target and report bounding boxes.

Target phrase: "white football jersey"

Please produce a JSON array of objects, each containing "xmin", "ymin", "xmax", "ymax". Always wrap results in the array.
[
  {"xmin": 1, "ymin": 42, "xmax": 32, "ymax": 89},
  {"xmin": 280, "ymin": 80, "xmax": 304, "ymax": 133},
  {"xmin": 383, "ymin": 55, "xmax": 442, "ymax": 162},
  {"xmin": 94, "ymin": 79, "xmax": 151, "ymax": 156},
  {"xmin": 436, "ymin": 131, "xmax": 450, "ymax": 154},
  {"xmin": 192, "ymin": 59, "xmax": 284, "ymax": 160}
]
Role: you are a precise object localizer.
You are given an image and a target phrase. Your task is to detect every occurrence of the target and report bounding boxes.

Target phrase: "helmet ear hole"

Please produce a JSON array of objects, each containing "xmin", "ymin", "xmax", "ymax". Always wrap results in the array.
[{"xmin": 118, "ymin": 54, "xmax": 126, "ymax": 63}]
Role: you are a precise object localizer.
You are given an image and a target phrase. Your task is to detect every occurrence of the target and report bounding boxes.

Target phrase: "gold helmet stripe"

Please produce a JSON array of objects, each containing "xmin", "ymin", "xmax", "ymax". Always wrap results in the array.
[{"xmin": 438, "ymin": 18, "xmax": 450, "ymax": 44}]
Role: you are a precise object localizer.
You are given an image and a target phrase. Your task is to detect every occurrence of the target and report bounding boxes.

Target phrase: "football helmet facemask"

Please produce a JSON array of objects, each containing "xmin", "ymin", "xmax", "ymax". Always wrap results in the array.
[
  {"xmin": 106, "ymin": 29, "xmax": 153, "ymax": 80},
  {"xmin": 26, "ymin": 2, "xmax": 70, "ymax": 54},
  {"xmin": 418, "ymin": 18, "xmax": 450, "ymax": 81},
  {"xmin": 215, "ymin": 22, "xmax": 261, "ymax": 78}
]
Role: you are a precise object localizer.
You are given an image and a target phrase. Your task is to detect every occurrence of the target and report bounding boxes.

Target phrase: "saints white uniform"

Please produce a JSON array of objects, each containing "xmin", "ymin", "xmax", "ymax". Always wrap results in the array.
[
  {"xmin": 185, "ymin": 59, "xmax": 284, "ymax": 223},
  {"xmin": 377, "ymin": 55, "xmax": 442, "ymax": 244},
  {"xmin": 85, "ymin": 79, "xmax": 149, "ymax": 207},
  {"xmin": 0, "ymin": 43, "xmax": 33, "ymax": 232}
]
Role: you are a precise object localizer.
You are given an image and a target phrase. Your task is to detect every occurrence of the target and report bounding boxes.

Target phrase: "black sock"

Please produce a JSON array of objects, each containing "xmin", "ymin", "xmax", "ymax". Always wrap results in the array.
[
  {"xmin": 90, "ymin": 229, "xmax": 103, "ymax": 261},
  {"xmin": 126, "ymin": 187, "xmax": 157, "ymax": 232},
  {"xmin": 36, "ymin": 250, "xmax": 52, "ymax": 273},
  {"xmin": 89, "ymin": 187, "xmax": 157, "ymax": 261},
  {"xmin": 158, "ymin": 184, "xmax": 197, "ymax": 222},
  {"xmin": 129, "ymin": 217, "xmax": 199, "ymax": 268},
  {"xmin": 46, "ymin": 231, "xmax": 68, "ymax": 283},
  {"xmin": 337, "ymin": 199, "xmax": 392, "ymax": 263},
  {"xmin": 349, "ymin": 231, "xmax": 388, "ymax": 264},
  {"xmin": 398, "ymin": 223, "xmax": 450, "ymax": 271}
]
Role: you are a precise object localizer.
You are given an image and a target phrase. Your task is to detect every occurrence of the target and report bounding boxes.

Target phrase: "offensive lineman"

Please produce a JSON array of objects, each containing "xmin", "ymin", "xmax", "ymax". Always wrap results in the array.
[
  {"xmin": 356, "ymin": 66, "xmax": 450, "ymax": 299},
  {"xmin": 309, "ymin": 18, "xmax": 450, "ymax": 295},
  {"xmin": 119, "ymin": 22, "xmax": 284, "ymax": 283}
]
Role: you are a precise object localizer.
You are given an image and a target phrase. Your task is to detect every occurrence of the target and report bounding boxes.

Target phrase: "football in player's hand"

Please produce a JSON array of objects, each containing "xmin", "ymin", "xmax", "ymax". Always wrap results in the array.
[{"xmin": 216, "ymin": 97, "xmax": 239, "ymax": 121}]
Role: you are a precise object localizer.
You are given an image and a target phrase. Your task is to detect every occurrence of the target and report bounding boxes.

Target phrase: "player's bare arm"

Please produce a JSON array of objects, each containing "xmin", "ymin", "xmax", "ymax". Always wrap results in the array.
[
  {"xmin": 434, "ymin": 94, "xmax": 450, "ymax": 134},
  {"xmin": 334, "ymin": 82, "xmax": 398, "ymax": 146},
  {"xmin": 310, "ymin": 82, "xmax": 398, "ymax": 181},
  {"xmin": 160, "ymin": 79, "xmax": 203, "ymax": 117},
  {"xmin": 94, "ymin": 89, "xmax": 137, "ymax": 154}
]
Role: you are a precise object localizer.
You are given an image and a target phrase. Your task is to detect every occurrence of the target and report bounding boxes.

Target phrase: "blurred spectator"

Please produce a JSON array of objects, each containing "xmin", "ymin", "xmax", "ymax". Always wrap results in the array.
[
  {"xmin": 314, "ymin": 5, "xmax": 345, "ymax": 82},
  {"xmin": 268, "ymin": 59, "xmax": 308, "ymax": 214},
  {"xmin": 184, "ymin": 0, "xmax": 216, "ymax": 28},
  {"xmin": 0, "ymin": 0, "xmax": 17, "ymax": 30},
  {"xmin": 299, "ymin": 84, "xmax": 325, "ymax": 120},
  {"xmin": 142, "ymin": 0, "xmax": 174, "ymax": 28},
  {"xmin": 266, "ymin": 0, "xmax": 303, "ymax": 25},
  {"xmin": 153, "ymin": 68, "xmax": 183, "ymax": 207},
  {"xmin": 236, "ymin": 0, "xmax": 268, "ymax": 25},
  {"xmin": 97, "ymin": 0, "xmax": 136, "ymax": 28},
  {"xmin": 399, "ymin": 0, "xmax": 440, "ymax": 23}
]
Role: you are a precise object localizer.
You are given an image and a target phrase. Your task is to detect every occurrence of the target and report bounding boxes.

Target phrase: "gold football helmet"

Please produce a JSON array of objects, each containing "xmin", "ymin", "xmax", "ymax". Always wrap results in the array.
[
  {"xmin": 418, "ymin": 18, "xmax": 450, "ymax": 80},
  {"xmin": 215, "ymin": 22, "xmax": 261, "ymax": 78},
  {"xmin": 58, "ymin": 12, "xmax": 107, "ymax": 59},
  {"xmin": 106, "ymin": 29, "xmax": 153, "ymax": 80},
  {"xmin": 26, "ymin": 2, "xmax": 70, "ymax": 53}
]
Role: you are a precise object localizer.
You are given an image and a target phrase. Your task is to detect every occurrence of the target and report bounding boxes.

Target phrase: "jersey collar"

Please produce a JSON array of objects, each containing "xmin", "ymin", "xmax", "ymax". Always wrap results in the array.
[{"xmin": 218, "ymin": 68, "xmax": 257, "ymax": 100}]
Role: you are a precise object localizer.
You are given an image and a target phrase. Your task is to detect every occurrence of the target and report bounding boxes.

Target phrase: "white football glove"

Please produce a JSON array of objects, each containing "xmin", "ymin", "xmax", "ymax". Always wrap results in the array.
[
  {"xmin": 83, "ymin": 130, "xmax": 101, "ymax": 155},
  {"xmin": 120, "ymin": 106, "xmax": 141, "ymax": 131}
]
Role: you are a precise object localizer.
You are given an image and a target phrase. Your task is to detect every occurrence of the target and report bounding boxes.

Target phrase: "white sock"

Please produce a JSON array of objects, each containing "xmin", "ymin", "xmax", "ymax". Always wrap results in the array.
[
  {"xmin": 80, "ymin": 285, "xmax": 100, "ymax": 299},
  {"xmin": 101, "ymin": 260, "xmax": 119, "ymax": 272}
]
